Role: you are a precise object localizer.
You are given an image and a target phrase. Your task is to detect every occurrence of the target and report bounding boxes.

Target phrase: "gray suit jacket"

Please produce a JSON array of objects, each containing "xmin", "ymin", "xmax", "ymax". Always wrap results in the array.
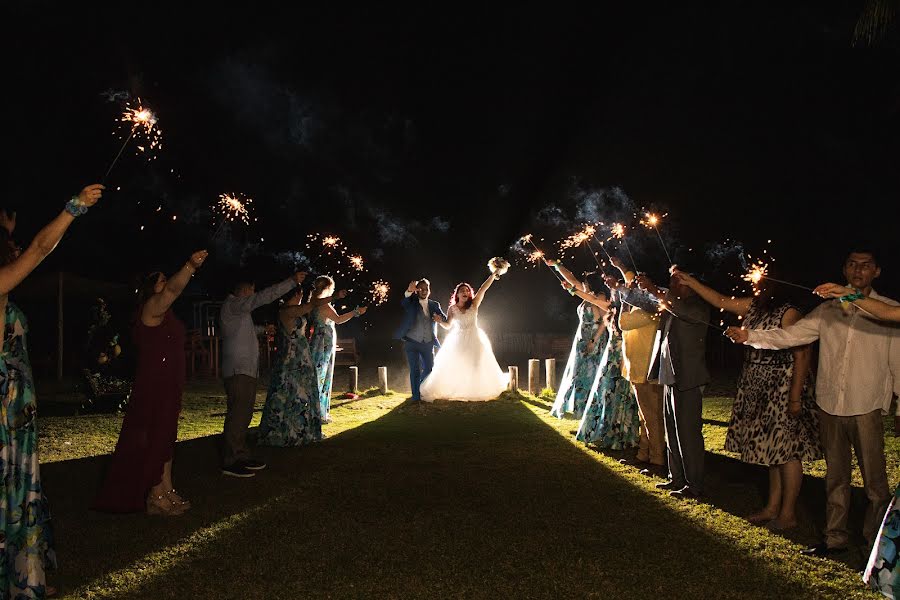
[{"xmin": 648, "ymin": 294, "xmax": 710, "ymax": 392}]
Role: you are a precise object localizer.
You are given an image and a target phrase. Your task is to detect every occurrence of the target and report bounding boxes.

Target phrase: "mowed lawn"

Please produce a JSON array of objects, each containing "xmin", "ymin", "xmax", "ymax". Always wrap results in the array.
[{"xmin": 37, "ymin": 383, "xmax": 893, "ymax": 599}]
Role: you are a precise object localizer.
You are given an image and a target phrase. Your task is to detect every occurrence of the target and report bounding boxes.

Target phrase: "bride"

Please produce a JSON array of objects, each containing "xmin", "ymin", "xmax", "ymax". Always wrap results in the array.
[{"xmin": 420, "ymin": 267, "xmax": 510, "ymax": 402}]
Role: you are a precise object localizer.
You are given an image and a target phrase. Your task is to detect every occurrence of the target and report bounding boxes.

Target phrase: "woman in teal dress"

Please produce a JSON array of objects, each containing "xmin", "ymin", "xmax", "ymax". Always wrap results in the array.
[
  {"xmin": 576, "ymin": 297, "xmax": 641, "ymax": 449},
  {"xmin": 308, "ymin": 276, "xmax": 367, "ymax": 423},
  {"xmin": 258, "ymin": 288, "xmax": 338, "ymax": 446},
  {"xmin": 546, "ymin": 262, "xmax": 609, "ymax": 419},
  {"xmin": 864, "ymin": 482, "xmax": 899, "ymax": 598},
  {"xmin": 0, "ymin": 184, "xmax": 104, "ymax": 598}
]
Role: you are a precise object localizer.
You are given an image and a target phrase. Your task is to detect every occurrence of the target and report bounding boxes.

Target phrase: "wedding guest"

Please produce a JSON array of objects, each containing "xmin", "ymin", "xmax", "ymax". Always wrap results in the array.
[
  {"xmin": 94, "ymin": 250, "xmax": 208, "ymax": 515},
  {"xmin": 0, "ymin": 184, "xmax": 104, "ymax": 597},
  {"xmin": 308, "ymin": 276, "xmax": 367, "ymax": 422},
  {"xmin": 727, "ymin": 248, "xmax": 899, "ymax": 556},
  {"xmin": 220, "ymin": 271, "xmax": 307, "ymax": 478}
]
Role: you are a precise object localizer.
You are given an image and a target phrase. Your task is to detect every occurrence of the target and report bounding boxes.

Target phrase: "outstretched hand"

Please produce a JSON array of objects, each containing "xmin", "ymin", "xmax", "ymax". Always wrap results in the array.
[
  {"xmin": 724, "ymin": 326, "xmax": 749, "ymax": 344},
  {"xmin": 189, "ymin": 250, "xmax": 208, "ymax": 269},
  {"xmin": 814, "ymin": 282, "xmax": 853, "ymax": 299},
  {"xmin": 77, "ymin": 184, "xmax": 105, "ymax": 207}
]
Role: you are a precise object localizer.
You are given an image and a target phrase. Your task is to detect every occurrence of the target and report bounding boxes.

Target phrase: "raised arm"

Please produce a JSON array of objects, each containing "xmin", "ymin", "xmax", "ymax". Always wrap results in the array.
[
  {"xmin": 727, "ymin": 304, "xmax": 824, "ymax": 349},
  {"xmin": 228, "ymin": 273, "xmax": 304, "ymax": 315},
  {"xmin": 144, "ymin": 250, "xmax": 208, "ymax": 320},
  {"xmin": 473, "ymin": 272, "xmax": 496, "ymax": 307},
  {"xmin": 279, "ymin": 290, "xmax": 347, "ymax": 326},
  {"xmin": 0, "ymin": 184, "xmax": 103, "ymax": 295},
  {"xmin": 673, "ymin": 269, "xmax": 751, "ymax": 317},
  {"xmin": 545, "ymin": 259, "xmax": 581, "ymax": 289},
  {"xmin": 571, "ymin": 285, "xmax": 610, "ymax": 311},
  {"xmin": 815, "ymin": 283, "xmax": 900, "ymax": 322},
  {"xmin": 320, "ymin": 302, "xmax": 367, "ymax": 325}
]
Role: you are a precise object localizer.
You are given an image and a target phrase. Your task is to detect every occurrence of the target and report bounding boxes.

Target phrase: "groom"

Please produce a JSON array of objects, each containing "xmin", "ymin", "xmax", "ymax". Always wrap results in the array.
[{"xmin": 394, "ymin": 278, "xmax": 448, "ymax": 401}]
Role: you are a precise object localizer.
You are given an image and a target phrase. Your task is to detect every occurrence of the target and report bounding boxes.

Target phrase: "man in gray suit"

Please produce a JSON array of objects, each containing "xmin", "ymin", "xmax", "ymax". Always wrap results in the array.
[{"xmin": 638, "ymin": 267, "xmax": 710, "ymax": 500}]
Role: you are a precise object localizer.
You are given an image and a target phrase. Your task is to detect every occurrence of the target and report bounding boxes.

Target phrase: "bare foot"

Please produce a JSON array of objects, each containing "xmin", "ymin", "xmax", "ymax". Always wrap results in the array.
[
  {"xmin": 745, "ymin": 510, "xmax": 778, "ymax": 525},
  {"xmin": 767, "ymin": 517, "xmax": 798, "ymax": 531}
]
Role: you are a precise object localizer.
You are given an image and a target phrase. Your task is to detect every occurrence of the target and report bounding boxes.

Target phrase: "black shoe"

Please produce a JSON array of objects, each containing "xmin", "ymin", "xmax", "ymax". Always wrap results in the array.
[
  {"xmin": 800, "ymin": 543, "xmax": 846, "ymax": 557},
  {"xmin": 640, "ymin": 465, "xmax": 667, "ymax": 478},
  {"xmin": 221, "ymin": 464, "xmax": 256, "ymax": 478},
  {"xmin": 243, "ymin": 459, "xmax": 267, "ymax": 471},
  {"xmin": 655, "ymin": 480, "xmax": 683, "ymax": 491},
  {"xmin": 669, "ymin": 487, "xmax": 704, "ymax": 501}
]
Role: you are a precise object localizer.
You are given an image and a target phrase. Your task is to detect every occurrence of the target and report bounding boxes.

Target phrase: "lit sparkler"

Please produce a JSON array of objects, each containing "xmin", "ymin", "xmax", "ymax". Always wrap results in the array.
[
  {"xmin": 640, "ymin": 212, "xmax": 672, "ymax": 265},
  {"xmin": 103, "ymin": 98, "xmax": 162, "ymax": 181},
  {"xmin": 368, "ymin": 280, "xmax": 391, "ymax": 306},
  {"xmin": 607, "ymin": 222, "xmax": 638, "ymax": 271},
  {"xmin": 741, "ymin": 261, "xmax": 813, "ymax": 293}
]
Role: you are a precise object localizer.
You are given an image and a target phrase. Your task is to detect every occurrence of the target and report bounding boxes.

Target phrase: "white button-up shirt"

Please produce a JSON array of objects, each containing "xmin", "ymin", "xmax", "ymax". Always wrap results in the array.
[{"xmin": 746, "ymin": 291, "xmax": 900, "ymax": 417}]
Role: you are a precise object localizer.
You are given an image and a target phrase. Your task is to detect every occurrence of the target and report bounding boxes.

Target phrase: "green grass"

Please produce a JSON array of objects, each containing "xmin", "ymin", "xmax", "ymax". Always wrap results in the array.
[{"xmin": 38, "ymin": 386, "xmax": 887, "ymax": 599}]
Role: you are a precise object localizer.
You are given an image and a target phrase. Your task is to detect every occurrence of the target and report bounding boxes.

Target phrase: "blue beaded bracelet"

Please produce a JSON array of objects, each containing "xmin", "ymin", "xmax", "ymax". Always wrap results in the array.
[
  {"xmin": 353, "ymin": 306, "xmax": 361, "ymax": 317},
  {"xmin": 838, "ymin": 291, "xmax": 864, "ymax": 303},
  {"xmin": 65, "ymin": 196, "xmax": 89, "ymax": 217}
]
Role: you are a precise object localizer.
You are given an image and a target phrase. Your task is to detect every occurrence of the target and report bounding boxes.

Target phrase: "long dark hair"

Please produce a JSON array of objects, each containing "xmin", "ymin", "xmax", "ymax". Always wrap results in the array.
[{"xmin": 450, "ymin": 282, "xmax": 475, "ymax": 311}]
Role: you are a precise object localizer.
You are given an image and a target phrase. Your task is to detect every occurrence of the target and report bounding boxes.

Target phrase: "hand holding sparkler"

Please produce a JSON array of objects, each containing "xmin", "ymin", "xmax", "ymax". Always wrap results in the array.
[
  {"xmin": 293, "ymin": 271, "xmax": 309, "ymax": 285},
  {"xmin": 813, "ymin": 283, "xmax": 854, "ymax": 299},
  {"xmin": 725, "ymin": 326, "xmax": 749, "ymax": 344}
]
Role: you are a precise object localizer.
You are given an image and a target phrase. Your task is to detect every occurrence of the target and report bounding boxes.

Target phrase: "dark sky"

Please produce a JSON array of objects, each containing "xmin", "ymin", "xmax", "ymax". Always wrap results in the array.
[{"xmin": 7, "ymin": 3, "xmax": 900, "ymax": 340}]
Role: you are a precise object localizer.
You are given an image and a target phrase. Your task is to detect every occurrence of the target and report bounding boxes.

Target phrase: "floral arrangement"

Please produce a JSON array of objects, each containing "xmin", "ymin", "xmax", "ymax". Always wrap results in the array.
[{"xmin": 488, "ymin": 257, "xmax": 510, "ymax": 280}]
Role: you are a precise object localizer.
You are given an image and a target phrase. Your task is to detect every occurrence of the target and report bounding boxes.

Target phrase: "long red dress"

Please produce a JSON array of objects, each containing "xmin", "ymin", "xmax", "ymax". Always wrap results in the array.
[{"xmin": 93, "ymin": 310, "xmax": 185, "ymax": 512}]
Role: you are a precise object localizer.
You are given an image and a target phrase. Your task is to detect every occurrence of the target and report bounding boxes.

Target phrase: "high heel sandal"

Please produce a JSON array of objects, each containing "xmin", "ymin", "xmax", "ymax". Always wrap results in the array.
[
  {"xmin": 165, "ymin": 489, "xmax": 192, "ymax": 511},
  {"xmin": 146, "ymin": 493, "xmax": 185, "ymax": 516}
]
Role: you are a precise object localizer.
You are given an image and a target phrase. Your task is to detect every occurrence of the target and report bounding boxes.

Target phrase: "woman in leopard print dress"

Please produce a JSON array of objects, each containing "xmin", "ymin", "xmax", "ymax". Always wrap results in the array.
[{"xmin": 676, "ymin": 273, "xmax": 822, "ymax": 530}]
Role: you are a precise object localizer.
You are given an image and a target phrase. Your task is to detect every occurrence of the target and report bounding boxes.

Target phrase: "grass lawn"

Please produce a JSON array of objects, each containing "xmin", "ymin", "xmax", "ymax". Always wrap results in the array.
[{"xmin": 38, "ymin": 385, "xmax": 891, "ymax": 599}]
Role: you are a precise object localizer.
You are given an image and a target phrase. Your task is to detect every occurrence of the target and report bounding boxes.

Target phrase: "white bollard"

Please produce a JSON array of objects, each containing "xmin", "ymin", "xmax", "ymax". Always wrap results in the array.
[
  {"xmin": 377, "ymin": 366, "xmax": 388, "ymax": 394},
  {"xmin": 544, "ymin": 358, "xmax": 556, "ymax": 393},
  {"xmin": 349, "ymin": 366, "xmax": 359, "ymax": 394},
  {"xmin": 528, "ymin": 359, "xmax": 540, "ymax": 395},
  {"xmin": 508, "ymin": 366, "xmax": 519, "ymax": 391}
]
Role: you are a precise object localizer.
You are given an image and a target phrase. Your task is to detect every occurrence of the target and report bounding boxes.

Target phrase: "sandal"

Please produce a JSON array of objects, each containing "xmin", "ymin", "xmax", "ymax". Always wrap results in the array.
[
  {"xmin": 146, "ymin": 494, "xmax": 185, "ymax": 516},
  {"xmin": 165, "ymin": 489, "xmax": 192, "ymax": 511}
]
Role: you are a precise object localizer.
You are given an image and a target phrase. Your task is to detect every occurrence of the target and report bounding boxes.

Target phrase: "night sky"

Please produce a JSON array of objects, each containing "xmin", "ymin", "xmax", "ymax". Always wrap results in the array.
[{"xmin": 7, "ymin": 4, "xmax": 899, "ymax": 347}]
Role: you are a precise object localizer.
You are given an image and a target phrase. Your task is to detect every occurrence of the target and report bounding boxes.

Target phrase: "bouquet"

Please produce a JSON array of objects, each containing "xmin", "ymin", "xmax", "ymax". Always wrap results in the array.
[{"xmin": 488, "ymin": 257, "xmax": 510, "ymax": 280}]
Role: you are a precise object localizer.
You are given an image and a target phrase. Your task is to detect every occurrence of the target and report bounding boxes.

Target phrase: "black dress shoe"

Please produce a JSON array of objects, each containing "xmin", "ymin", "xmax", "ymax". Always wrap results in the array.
[
  {"xmin": 669, "ymin": 487, "xmax": 704, "ymax": 501},
  {"xmin": 800, "ymin": 543, "xmax": 846, "ymax": 557},
  {"xmin": 640, "ymin": 465, "xmax": 667, "ymax": 478},
  {"xmin": 655, "ymin": 480, "xmax": 684, "ymax": 491}
]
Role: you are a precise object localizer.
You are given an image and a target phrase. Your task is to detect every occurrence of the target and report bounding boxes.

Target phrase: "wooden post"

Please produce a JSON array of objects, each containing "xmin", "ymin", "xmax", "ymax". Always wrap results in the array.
[
  {"xmin": 528, "ymin": 359, "xmax": 540, "ymax": 395},
  {"xmin": 57, "ymin": 272, "xmax": 64, "ymax": 381},
  {"xmin": 545, "ymin": 358, "xmax": 556, "ymax": 393},
  {"xmin": 377, "ymin": 366, "xmax": 388, "ymax": 393},
  {"xmin": 349, "ymin": 366, "xmax": 359, "ymax": 394},
  {"xmin": 508, "ymin": 366, "xmax": 519, "ymax": 391}
]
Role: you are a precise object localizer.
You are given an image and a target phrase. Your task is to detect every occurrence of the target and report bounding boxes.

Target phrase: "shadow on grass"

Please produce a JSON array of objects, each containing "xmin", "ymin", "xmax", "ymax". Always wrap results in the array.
[{"xmin": 44, "ymin": 394, "xmax": 874, "ymax": 599}]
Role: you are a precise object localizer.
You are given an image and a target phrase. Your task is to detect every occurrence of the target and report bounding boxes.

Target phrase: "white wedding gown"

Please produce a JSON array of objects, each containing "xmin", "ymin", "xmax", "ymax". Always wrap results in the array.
[{"xmin": 420, "ymin": 304, "xmax": 509, "ymax": 402}]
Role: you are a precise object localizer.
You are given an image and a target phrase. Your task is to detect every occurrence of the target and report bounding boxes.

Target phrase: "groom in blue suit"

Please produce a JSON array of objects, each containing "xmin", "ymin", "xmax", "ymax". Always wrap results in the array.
[{"xmin": 394, "ymin": 278, "xmax": 448, "ymax": 401}]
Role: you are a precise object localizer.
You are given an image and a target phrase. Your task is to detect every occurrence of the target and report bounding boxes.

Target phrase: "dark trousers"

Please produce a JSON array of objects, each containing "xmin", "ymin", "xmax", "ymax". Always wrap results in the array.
[
  {"xmin": 663, "ymin": 384, "xmax": 705, "ymax": 493},
  {"xmin": 222, "ymin": 374, "xmax": 258, "ymax": 467},
  {"xmin": 404, "ymin": 339, "xmax": 434, "ymax": 400}
]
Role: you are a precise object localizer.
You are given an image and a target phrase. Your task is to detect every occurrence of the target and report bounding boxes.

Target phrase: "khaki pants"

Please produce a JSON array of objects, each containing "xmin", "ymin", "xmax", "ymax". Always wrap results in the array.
[
  {"xmin": 633, "ymin": 382, "xmax": 665, "ymax": 466},
  {"xmin": 818, "ymin": 409, "xmax": 891, "ymax": 548},
  {"xmin": 222, "ymin": 374, "xmax": 259, "ymax": 467}
]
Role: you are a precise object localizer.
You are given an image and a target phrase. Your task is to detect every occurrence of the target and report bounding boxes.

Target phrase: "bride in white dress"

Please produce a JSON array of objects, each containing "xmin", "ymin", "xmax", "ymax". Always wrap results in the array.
[{"xmin": 420, "ymin": 270, "xmax": 510, "ymax": 402}]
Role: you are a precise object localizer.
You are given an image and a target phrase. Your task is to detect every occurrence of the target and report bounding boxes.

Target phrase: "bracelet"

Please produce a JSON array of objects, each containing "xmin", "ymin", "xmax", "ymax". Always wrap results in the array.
[
  {"xmin": 65, "ymin": 196, "xmax": 89, "ymax": 217},
  {"xmin": 552, "ymin": 263, "xmax": 562, "ymax": 272},
  {"xmin": 353, "ymin": 306, "xmax": 361, "ymax": 317},
  {"xmin": 567, "ymin": 285, "xmax": 576, "ymax": 296},
  {"xmin": 838, "ymin": 290, "xmax": 864, "ymax": 303}
]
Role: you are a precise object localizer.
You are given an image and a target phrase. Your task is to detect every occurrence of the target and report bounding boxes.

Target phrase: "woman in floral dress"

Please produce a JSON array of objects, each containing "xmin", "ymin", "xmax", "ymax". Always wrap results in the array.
[{"xmin": 0, "ymin": 184, "xmax": 104, "ymax": 598}]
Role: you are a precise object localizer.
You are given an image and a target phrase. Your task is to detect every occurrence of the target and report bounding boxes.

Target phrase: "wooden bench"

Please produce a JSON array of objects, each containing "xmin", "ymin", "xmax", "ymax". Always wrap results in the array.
[{"xmin": 335, "ymin": 337, "xmax": 359, "ymax": 366}]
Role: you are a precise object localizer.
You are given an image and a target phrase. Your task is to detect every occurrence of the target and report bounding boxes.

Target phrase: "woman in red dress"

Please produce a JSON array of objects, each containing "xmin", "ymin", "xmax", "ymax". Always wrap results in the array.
[{"xmin": 93, "ymin": 250, "xmax": 208, "ymax": 516}]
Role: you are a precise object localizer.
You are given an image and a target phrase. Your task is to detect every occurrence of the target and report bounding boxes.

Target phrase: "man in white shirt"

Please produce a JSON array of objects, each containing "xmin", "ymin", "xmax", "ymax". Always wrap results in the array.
[{"xmin": 727, "ymin": 249, "xmax": 900, "ymax": 557}]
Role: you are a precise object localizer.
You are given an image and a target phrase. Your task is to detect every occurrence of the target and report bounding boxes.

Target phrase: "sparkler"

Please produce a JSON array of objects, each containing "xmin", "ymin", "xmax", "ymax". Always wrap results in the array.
[
  {"xmin": 559, "ymin": 224, "xmax": 606, "ymax": 272},
  {"xmin": 103, "ymin": 99, "xmax": 162, "ymax": 181},
  {"xmin": 521, "ymin": 234, "xmax": 565, "ymax": 283},
  {"xmin": 212, "ymin": 193, "xmax": 254, "ymax": 239},
  {"xmin": 640, "ymin": 212, "xmax": 672, "ymax": 265},
  {"xmin": 607, "ymin": 223, "xmax": 638, "ymax": 272},
  {"xmin": 368, "ymin": 280, "xmax": 391, "ymax": 306},
  {"xmin": 742, "ymin": 262, "xmax": 813, "ymax": 293}
]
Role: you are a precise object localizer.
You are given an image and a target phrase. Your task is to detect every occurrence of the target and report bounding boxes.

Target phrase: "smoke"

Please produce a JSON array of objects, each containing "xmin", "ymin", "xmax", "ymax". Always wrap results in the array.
[
  {"xmin": 705, "ymin": 240, "xmax": 749, "ymax": 270},
  {"xmin": 101, "ymin": 89, "xmax": 131, "ymax": 102}
]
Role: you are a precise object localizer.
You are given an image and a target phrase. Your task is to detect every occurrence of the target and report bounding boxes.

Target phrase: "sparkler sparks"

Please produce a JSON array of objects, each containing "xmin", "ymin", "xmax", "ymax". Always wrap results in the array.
[
  {"xmin": 640, "ymin": 211, "xmax": 672, "ymax": 265},
  {"xmin": 103, "ymin": 98, "xmax": 162, "ymax": 180},
  {"xmin": 215, "ymin": 193, "xmax": 254, "ymax": 225},
  {"xmin": 368, "ymin": 280, "xmax": 390, "ymax": 306}
]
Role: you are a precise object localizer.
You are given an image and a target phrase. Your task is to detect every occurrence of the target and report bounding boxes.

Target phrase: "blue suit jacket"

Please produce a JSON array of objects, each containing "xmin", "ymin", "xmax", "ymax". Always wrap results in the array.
[{"xmin": 394, "ymin": 293, "xmax": 447, "ymax": 347}]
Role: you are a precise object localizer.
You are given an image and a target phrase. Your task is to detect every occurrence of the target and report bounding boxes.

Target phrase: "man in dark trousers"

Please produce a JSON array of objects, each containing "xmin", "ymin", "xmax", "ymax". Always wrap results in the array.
[
  {"xmin": 638, "ymin": 266, "xmax": 710, "ymax": 500},
  {"xmin": 394, "ymin": 278, "xmax": 447, "ymax": 401}
]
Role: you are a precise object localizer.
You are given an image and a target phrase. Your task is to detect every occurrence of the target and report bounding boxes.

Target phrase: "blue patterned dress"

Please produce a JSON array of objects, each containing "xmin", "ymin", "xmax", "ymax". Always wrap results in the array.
[
  {"xmin": 258, "ymin": 315, "xmax": 322, "ymax": 446},
  {"xmin": 576, "ymin": 318, "xmax": 641, "ymax": 448},
  {"xmin": 551, "ymin": 302, "xmax": 606, "ymax": 419},
  {"xmin": 0, "ymin": 301, "xmax": 55, "ymax": 598},
  {"xmin": 865, "ymin": 482, "xmax": 899, "ymax": 599},
  {"xmin": 308, "ymin": 307, "xmax": 336, "ymax": 422}
]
